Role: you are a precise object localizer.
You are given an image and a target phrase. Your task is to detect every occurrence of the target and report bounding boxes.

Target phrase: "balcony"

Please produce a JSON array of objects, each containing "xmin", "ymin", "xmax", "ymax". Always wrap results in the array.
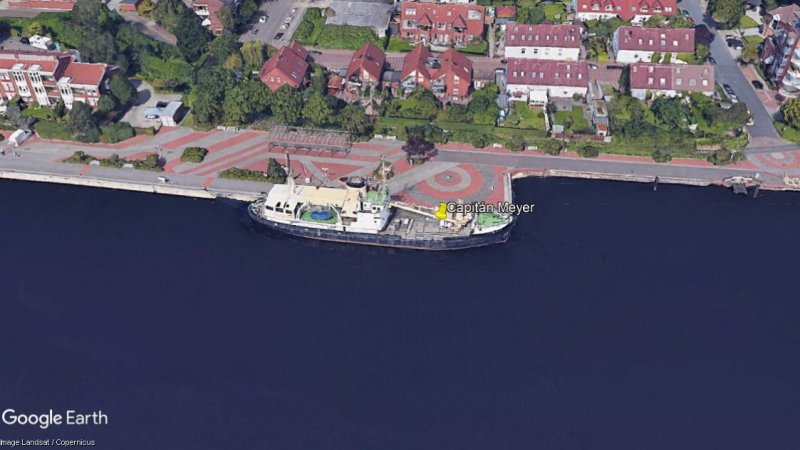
[{"xmin": 783, "ymin": 69, "xmax": 800, "ymax": 87}]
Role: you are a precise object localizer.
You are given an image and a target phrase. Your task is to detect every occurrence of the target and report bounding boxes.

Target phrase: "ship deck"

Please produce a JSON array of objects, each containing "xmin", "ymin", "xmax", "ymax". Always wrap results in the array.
[{"xmin": 382, "ymin": 209, "xmax": 473, "ymax": 240}]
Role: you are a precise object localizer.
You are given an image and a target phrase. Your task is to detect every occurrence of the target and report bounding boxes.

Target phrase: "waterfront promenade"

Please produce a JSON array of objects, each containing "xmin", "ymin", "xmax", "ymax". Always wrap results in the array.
[{"xmin": 1, "ymin": 126, "xmax": 799, "ymax": 206}]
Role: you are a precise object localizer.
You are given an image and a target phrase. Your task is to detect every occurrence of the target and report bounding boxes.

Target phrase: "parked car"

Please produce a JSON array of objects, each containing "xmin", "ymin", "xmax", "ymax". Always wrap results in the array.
[
  {"xmin": 19, "ymin": 37, "xmax": 29, "ymax": 45},
  {"xmin": 291, "ymin": 7, "xmax": 297, "ymax": 13},
  {"xmin": 259, "ymin": 15, "xmax": 267, "ymax": 23},
  {"xmin": 280, "ymin": 23, "xmax": 288, "ymax": 30},
  {"xmin": 723, "ymin": 84, "xmax": 734, "ymax": 95},
  {"xmin": 751, "ymin": 80, "xmax": 764, "ymax": 89},
  {"xmin": 707, "ymin": 56, "xmax": 716, "ymax": 64},
  {"xmin": 274, "ymin": 32, "xmax": 285, "ymax": 40},
  {"xmin": 284, "ymin": 16, "xmax": 293, "ymax": 23},
  {"xmin": 727, "ymin": 38, "xmax": 744, "ymax": 50},
  {"xmin": 588, "ymin": 63, "xmax": 598, "ymax": 69},
  {"xmin": 250, "ymin": 28, "xmax": 258, "ymax": 35}
]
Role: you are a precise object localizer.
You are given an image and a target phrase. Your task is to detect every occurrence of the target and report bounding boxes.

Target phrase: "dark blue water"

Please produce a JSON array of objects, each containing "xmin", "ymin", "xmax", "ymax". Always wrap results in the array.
[{"xmin": 2, "ymin": 178, "xmax": 799, "ymax": 449}]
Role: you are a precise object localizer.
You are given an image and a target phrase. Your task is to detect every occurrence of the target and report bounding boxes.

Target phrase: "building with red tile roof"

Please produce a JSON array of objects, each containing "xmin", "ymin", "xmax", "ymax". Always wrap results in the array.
[
  {"xmin": 7, "ymin": 0, "xmax": 75, "ymax": 10},
  {"xmin": 399, "ymin": 2, "xmax": 485, "ymax": 47},
  {"xmin": 400, "ymin": 46, "xmax": 473, "ymax": 102},
  {"xmin": 192, "ymin": 0, "xmax": 226, "ymax": 34},
  {"xmin": 496, "ymin": 6, "xmax": 517, "ymax": 19},
  {"xmin": 346, "ymin": 42, "xmax": 386, "ymax": 94},
  {"xmin": 0, "ymin": 50, "xmax": 112, "ymax": 112},
  {"xmin": 259, "ymin": 42, "xmax": 310, "ymax": 92},
  {"xmin": 629, "ymin": 63, "xmax": 714, "ymax": 99},
  {"xmin": 574, "ymin": 0, "xmax": 677, "ymax": 24},
  {"xmin": 506, "ymin": 59, "xmax": 589, "ymax": 100},
  {"xmin": 612, "ymin": 26, "xmax": 694, "ymax": 63},
  {"xmin": 505, "ymin": 24, "xmax": 582, "ymax": 60}
]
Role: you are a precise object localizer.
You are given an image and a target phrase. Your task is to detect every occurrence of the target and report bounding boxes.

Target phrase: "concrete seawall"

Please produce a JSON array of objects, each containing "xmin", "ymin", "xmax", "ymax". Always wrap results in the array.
[{"xmin": 0, "ymin": 169, "xmax": 261, "ymax": 202}]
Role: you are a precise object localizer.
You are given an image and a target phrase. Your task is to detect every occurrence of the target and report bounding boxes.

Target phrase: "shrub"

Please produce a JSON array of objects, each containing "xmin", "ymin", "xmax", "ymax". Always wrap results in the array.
[
  {"xmin": 506, "ymin": 135, "xmax": 526, "ymax": 152},
  {"xmin": 543, "ymin": 139, "xmax": 563, "ymax": 156},
  {"xmin": 652, "ymin": 148, "xmax": 672, "ymax": 163},
  {"xmin": 576, "ymin": 145, "xmax": 599, "ymax": 158},
  {"xmin": 63, "ymin": 151, "xmax": 96, "ymax": 164},
  {"xmin": 132, "ymin": 153, "xmax": 163, "ymax": 171},
  {"xmin": 100, "ymin": 122, "xmax": 135, "ymax": 143},
  {"xmin": 181, "ymin": 146, "xmax": 209, "ymax": 163},
  {"xmin": 33, "ymin": 120, "xmax": 73, "ymax": 140}
]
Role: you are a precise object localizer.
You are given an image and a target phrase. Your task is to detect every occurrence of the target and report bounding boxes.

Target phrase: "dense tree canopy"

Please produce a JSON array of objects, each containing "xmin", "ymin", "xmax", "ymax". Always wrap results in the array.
[{"xmin": 176, "ymin": 13, "xmax": 212, "ymax": 62}]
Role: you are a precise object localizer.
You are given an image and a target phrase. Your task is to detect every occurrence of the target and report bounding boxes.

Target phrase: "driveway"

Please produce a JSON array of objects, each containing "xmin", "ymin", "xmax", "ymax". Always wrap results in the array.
[
  {"xmin": 239, "ymin": 0, "xmax": 305, "ymax": 47},
  {"xmin": 682, "ymin": 0, "xmax": 783, "ymax": 145},
  {"xmin": 121, "ymin": 80, "xmax": 181, "ymax": 128}
]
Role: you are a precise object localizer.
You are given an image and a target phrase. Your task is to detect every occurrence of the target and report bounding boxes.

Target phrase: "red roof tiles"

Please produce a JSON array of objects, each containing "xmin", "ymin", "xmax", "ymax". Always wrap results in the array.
[
  {"xmin": 505, "ymin": 24, "xmax": 582, "ymax": 48},
  {"xmin": 629, "ymin": 63, "xmax": 714, "ymax": 92},
  {"xmin": 346, "ymin": 42, "xmax": 386, "ymax": 83},
  {"xmin": 576, "ymin": 0, "xmax": 677, "ymax": 20},
  {"xmin": 615, "ymin": 26, "xmax": 694, "ymax": 53},
  {"xmin": 507, "ymin": 59, "xmax": 588, "ymax": 88},
  {"xmin": 62, "ymin": 62, "xmax": 108, "ymax": 86},
  {"xmin": 400, "ymin": 2, "xmax": 485, "ymax": 38},
  {"xmin": 259, "ymin": 42, "xmax": 310, "ymax": 91}
]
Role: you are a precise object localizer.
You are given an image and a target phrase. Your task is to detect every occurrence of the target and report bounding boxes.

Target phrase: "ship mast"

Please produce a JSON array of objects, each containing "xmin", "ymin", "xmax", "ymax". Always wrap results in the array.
[{"xmin": 285, "ymin": 151, "xmax": 295, "ymax": 191}]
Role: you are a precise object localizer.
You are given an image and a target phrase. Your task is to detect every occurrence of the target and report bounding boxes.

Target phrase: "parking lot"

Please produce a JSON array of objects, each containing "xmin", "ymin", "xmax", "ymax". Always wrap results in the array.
[{"xmin": 239, "ymin": 0, "xmax": 306, "ymax": 47}]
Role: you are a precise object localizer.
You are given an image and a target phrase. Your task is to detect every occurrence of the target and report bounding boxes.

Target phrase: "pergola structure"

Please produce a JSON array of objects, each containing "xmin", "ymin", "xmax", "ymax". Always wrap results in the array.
[{"xmin": 265, "ymin": 125, "xmax": 351, "ymax": 155}]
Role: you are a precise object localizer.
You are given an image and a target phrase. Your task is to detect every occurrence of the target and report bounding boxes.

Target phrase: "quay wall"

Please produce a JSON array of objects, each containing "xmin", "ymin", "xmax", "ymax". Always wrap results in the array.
[{"xmin": 0, "ymin": 170, "xmax": 261, "ymax": 202}]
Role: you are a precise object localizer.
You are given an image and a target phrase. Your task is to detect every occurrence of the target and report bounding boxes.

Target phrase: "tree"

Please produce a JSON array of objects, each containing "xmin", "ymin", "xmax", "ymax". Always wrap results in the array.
[
  {"xmin": 402, "ymin": 134, "xmax": 435, "ymax": 163},
  {"xmin": 266, "ymin": 158, "xmax": 288, "ymax": 183},
  {"xmin": 208, "ymin": 34, "xmax": 241, "ymax": 62},
  {"xmin": 241, "ymin": 40, "xmax": 267, "ymax": 68},
  {"xmin": 216, "ymin": 5, "xmax": 235, "ymax": 31},
  {"xmin": 73, "ymin": 0, "xmax": 116, "ymax": 30},
  {"xmin": 695, "ymin": 43, "xmax": 710, "ymax": 63},
  {"xmin": 272, "ymin": 85, "xmax": 303, "ymax": 125},
  {"xmin": 652, "ymin": 97, "xmax": 689, "ymax": 129},
  {"xmin": 709, "ymin": 0, "xmax": 744, "ymax": 28},
  {"xmin": 109, "ymin": 75, "xmax": 136, "ymax": 105},
  {"xmin": 741, "ymin": 43, "xmax": 760, "ymax": 64},
  {"xmin": 507, "ymin": 135, "xmax": 526, "ymax": 152},
  {"xmin": 190, "ymin": 67, "xmax": 234, "ymax": 125},
  {"xmin": 543, "ymin": 139, "xmax": 563, "ymax": 156},
  {"xmin": 96, "ymin": 95, "xmax": 120, "ymax": 116},
  {"xmin": 235, "ymin": 0, "xmax": 259, "ymax": 27},
  {"xmin": 338, "ymin": 103, "xmax": 371, "ymax": 137},
  {"xmin": 27, "ymin": 22, "xmax": 44, "ymax": 36},
  {"xmin": 781, "ymin": 98, "xmax": 800, "ymax": 128},
  {"xmin": 303, "ymin": 93, "xmax": 334, "ymax": 127},
  {"xmin": 68, "ymin": 102, "xmax": 101, "ymax": 142},
  {"xmin": 468, "ymin": 84, "xmax": 500, "ymax": 125},
  {"xmin": 222, "ymin": 54, "xmax": 243, "ymax": 72},
  {"xmin": 576, "ymin": 145, "xmax": 599, "ymax": 158},
  {"xmin": 618, "ymin": 66, "xmax": 631, "ymax": 94},
  {"xmin": 222, "ymin": 86, "xmax": 249, "ymax": 125},
  {"xmin": 652, "ymin": 148, "xmax": 672, "ymax": 163},
  {"xmin": 176, "ymin": 12, "xmax": 211, "ymax": 61},
  {"xmin": 153, "ymin": 0, "xmax": 189, "ymax": 32},
  {"xmin": 100, "ymin": 122, "xmax": 135, "ymax": 143},
  {"xmin": 136, "ymin": 0, "xmax": 156, "ymax": 17}
]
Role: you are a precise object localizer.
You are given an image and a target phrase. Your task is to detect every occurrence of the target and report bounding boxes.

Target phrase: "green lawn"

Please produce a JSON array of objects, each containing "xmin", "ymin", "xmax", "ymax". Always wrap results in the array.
[
  {"xmin": 386, "ymin": 37, "xmax": 413, "ymax": 52},
  {"xmin": 738, "ymin": 15, "xmax": 759, "ymax": 29},
  {"xmin": 776, "ymin": 122, "xmax": 800, "ymax": 145},
  {"xmin": 316, "ymin": 25, "xmax": 382, "ymax": 50},
  {"xmin": 542, "ymin": 3, "xmax": 566, "ymax": 21},
  {"xmin": 458, "ymin": 41, "xmax": 488, "ymax": 55},
  {"xmin": 291, "ymin": 8, "xmax": 325, "ymax": 45},
  {"xmin": 743, "ymin": 35, "xmax": 764, "ymax": 45},
  {"xmin": 501, "ymin": 103, "xmax": 546, "ymax": 130},
  {"xmin": 553, "ymin": 107, "xmax": 589, "ymax": 131}
]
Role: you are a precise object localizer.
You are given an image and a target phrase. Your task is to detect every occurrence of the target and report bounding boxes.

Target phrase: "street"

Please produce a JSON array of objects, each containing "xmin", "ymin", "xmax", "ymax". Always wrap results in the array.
[
  {"xmin": 239, "ymin": 0, "xmax": 305, "ymax": 47},
  {"xmin": 681, "ymin": 0, "xmax": 784, "ymax": 146}
]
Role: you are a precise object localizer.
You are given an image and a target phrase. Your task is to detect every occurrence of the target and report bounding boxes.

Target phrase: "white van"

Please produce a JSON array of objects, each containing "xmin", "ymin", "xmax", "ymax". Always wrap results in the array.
[{"xmin": 8, "ymin": 129, "xmax": 32, "ymax": 147}]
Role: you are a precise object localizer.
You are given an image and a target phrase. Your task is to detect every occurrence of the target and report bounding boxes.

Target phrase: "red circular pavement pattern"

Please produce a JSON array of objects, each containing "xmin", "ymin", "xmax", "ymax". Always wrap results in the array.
[
  {"xmin": 409, "ymin": 164, "xmax": 487, "ymax": 205},
  {"xmin": 433, "ymin": 169, "xmax": 464, "ymax": 187},
  {"xmin": 754, "ymin": 151, "xmax": 800, "ymax": 170}
]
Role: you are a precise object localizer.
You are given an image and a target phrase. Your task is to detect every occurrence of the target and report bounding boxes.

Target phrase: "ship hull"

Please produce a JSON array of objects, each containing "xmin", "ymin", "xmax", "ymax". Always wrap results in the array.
[{"xmin": 248, "ymin": 206, "xmax": 513, "ymax": 251}]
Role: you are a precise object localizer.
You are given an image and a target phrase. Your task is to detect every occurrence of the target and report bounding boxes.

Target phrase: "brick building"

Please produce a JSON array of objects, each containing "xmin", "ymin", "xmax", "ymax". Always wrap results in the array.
[
  {"xmin": 574, "ymin": 0, "xmax": 676, "ymax": 24},
  {"xmin": 399, "ymin": 2, "xmax": 485, "ymax": 47},
  {"xmin": 400, "ymin": 46, "xmax": 473, "ymax": 102},
  {"xmin": 0, "ymin": 50, "xmax": 112, "ymax": 112},
  {"xmin": 612, "ymin": 26, "xmax": 695, "ymax": 63},
  {"xmin": 629, "ymin": 63, "xmax": 714, "ymax": 99},
  {"xmin": 504, "ymin": 24, "xmax": 582, "ymax": 61},
  {"xmin": 259, "ymin": 42, "xmax": 310, "ymax": 92}
]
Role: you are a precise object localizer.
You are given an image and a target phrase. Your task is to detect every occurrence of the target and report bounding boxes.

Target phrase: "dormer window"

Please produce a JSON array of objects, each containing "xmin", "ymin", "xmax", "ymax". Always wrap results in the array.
[{"xmin": 405, "ymin": 8, "xmax": 415, "ymax": 15}]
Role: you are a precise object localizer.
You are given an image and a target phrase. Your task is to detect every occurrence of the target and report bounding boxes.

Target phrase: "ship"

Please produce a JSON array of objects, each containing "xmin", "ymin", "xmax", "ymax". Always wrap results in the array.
[{"xmin": 247, "ymin": 155, "xmax": 519, "ymax": 250}]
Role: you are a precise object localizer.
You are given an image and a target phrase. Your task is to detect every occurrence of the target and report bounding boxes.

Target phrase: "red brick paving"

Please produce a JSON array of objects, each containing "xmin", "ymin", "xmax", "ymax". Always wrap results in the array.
[
  {"xmin": 307, "ymin": 161, "xmax": 364, "ymax": 179},
  {"xmin": 194, "ymin": 146, "xmax": 270, "ymax": 177},
  {"xmin": 124, "ymin": 151, "xmax": 153, "ymax": 161},
  {"xmin": 181, "ymin": 142, "xmax": 266, "ymax": 175},
  {"xmin": 206, "ymin": 131, "xmax": 263, "ymax": 154},
  {"xmin": 79, "ymin": 165, "xmax": 91, "ymax": 176},
  {"xmin": 415, "ymin": 163, "xmax": 483, "ymax": 201},
  {"xmin": 162, "ymin": 130, "xmax": 218, "ymax": 149},
  {"xmin": 755, "ymin": 151, "xmax": 800, "ymax": 170},
  {"xmin": 434, "ymin": 170, "xmax": 463, "ymax": 187}
]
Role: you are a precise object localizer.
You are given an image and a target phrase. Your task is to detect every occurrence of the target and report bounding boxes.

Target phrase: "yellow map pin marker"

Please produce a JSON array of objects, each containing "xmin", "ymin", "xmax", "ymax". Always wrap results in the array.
[{"xmin": 435, "ymin": 202, "xmax": 447, "ymax": 220}]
